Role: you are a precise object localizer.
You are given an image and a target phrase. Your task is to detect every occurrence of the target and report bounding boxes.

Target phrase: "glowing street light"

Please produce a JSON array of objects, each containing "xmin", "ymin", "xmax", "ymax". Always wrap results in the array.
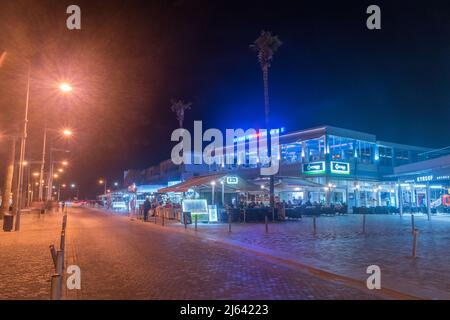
[
  {"xmin": 211, "ymin": 181, "xmax": 216, "ymax": 205},
  {"xmin": 59, "ymin": 82, "xmax": 73, "ymax": 93},
  {"xmin": 58, "ymin": 168, "xmax": 64, "ymax": 173},
  {"xmin": 62, "ymin": 161, "xmax": 68, "ymax": 166},
  {"xmin": 53, "ymin": 173, "xmax": 59, "ymax": 179},
  {"xmin": 33, "ymin": 172, "xmax": 39, "ymax": 177},
  {"xmin": 99, "ymin": 179, "xmax": 107, "ymax": 195},
  {"xmin": 63, "ymin": 129, "xmax": 73, "ymax": 137}
]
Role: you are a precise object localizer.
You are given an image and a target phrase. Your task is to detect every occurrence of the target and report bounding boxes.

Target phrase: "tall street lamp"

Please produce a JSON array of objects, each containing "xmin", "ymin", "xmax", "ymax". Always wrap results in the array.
[
  {"xmin": 14, "ymin": 66, "xmax": 31, "ymax": 231},
  {"xmin": 38, "ymin": 127, "xmax": 72, "ymax": 202},
  {"xmin": 47, "ymin": 149, "xmax": 70, "ymax": 201},
  {"xmin": 71, "ymin": 183, "xmax": 79, "ymax": 200},
  {"xmin": 37, "ymin": 83, "xmax": 73, "ymax": 202},
  {"xmin": 99, "ymin": 179, "xmax": 107, "ymax": 195}
]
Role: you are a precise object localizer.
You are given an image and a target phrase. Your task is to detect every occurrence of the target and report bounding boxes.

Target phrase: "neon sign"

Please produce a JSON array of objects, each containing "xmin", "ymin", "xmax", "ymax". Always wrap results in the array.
[
  {"xmin": 303, "ymin": 161, "xmax": 326, "ymax": 175},
  {"xmin": 226, "ymin": 176, "xmax": 239, "ymax": 185},
  {"xmin": 233, "ymin": 127, "xmax": 286, "ymax": 143},
  {"xmin": 330, "ymin": 161, "xmax": 350, "ymax": 175}
]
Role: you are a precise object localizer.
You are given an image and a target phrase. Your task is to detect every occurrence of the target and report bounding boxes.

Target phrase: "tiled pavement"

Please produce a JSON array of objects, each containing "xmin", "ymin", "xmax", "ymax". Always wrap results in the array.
[
  {"xmin": 1, "ymin": 208, "xmax": 382, "ymax": 300},
  {"xmin": 64, "ymin": 208, "xmax": 380, "ymax": 299},
  {"xmin": 0, "ymin": 211, "xmax": 64, "ymax": 299},
  {"xmin": 159, "ymin": 213, "xmax": 450, "ymax": 299}
]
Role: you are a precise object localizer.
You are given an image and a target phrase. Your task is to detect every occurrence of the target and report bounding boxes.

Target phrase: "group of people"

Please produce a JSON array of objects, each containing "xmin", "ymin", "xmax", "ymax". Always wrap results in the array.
[{"xmin": 142, "ymin": 197, "xmax": 181, "ymax": 221}]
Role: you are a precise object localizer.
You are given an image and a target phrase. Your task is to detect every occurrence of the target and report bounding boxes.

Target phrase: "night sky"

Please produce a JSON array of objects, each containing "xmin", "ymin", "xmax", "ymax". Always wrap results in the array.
[{"xmin": 1, "ymin": 0, "xmax": 450, "ymax": 197}]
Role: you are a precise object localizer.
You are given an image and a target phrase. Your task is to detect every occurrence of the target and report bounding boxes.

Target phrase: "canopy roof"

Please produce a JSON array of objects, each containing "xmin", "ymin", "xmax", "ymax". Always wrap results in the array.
[
  {"xmin": 158, "ymin": 173, "xmax": 261, "ymax": 193},
  {"xmin": 252, "ymin": 176, "xmax": 323, "ymax": 193}
]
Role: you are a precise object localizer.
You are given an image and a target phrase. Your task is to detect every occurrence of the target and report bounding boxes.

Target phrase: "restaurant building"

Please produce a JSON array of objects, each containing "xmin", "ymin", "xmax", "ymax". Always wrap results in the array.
[{"xmin": 123, "ymin": 125, "xmax": 450, "ymax": 215}]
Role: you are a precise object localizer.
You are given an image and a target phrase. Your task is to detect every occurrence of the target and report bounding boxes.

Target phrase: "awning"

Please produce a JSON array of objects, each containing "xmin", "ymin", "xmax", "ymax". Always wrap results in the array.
[
  {"xmin": 158, "ymin": 173, "xmax": 227, "ymax": 193},
  {"xmin": 157, "ymin": 173, "xmax": 261, "ymax": 193},
  {"xmin": 253, "ymin": 176, "xmax": 323, "ymax": 189},
  {"xmin": 136, "ymin": 184, "xmax": 167, "ymax": 193}
]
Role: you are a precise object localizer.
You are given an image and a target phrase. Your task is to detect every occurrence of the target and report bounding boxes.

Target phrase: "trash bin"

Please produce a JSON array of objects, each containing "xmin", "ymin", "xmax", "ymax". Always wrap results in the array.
[{"xmin": 3, "ymin": 214, "xmax": 14, "ymax": 232}]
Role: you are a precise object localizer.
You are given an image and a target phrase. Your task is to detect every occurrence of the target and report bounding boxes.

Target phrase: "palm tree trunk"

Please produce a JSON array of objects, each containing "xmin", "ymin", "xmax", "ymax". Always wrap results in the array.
[
  {"xmin": 262, "ymin": 65, "xmax": 275, "ymax": 213},
  {"xmin": 263, "ymin": 66, "xmax": 270, "ymax": 127},
  {"xmin": 1, "ymin": 138, "xmax": 16, "ymax": 219}
]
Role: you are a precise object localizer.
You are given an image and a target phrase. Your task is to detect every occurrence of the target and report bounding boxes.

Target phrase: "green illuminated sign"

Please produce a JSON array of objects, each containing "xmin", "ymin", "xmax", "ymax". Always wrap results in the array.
[
  {"xmin": 303, "ymin": 161, "xmax": 326, "ymax": 175},
  {"xmin": 330, "ymin": 161, "xmax": 350, "ymax": 175},
  {"xmin": 226, "ymin": 176, "xmax": 239, "ymax": 185}
]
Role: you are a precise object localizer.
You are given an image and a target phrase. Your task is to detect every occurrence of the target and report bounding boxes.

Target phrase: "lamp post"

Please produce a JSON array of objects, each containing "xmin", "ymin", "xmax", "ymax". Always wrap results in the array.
[
  {"xmin": 38, "ymin": 83, "xmax": 73, "ymax": 202},
  {"xmin": 211, "ymin": 181, "xmax": 216, "ymax": 205},
  {"xmin": 221, "ymin": 180, "xmax": 225, "ymax": 205},
  {"xmin": 70, "ymin": 184, "xmax": 79, "ymax": 200},
  {"xmin": 46, "ymin": 147, "xmax": 70, "ymax": 201},
  {"xmin": 39, "ymin": 128, "xmax": 72, "ymax": 202},
  {"xmin": 14, "ymin": 66, "xmax": 31, "ymax": 231},
  {"xmin": 99, "ymin": 179, "xmax": 107, "ymax": 195}
]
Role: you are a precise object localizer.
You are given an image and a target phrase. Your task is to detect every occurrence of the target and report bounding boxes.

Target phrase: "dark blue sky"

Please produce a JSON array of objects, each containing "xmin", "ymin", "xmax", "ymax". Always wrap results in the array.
[{"xmin": 1, "ymin": 0, "xmax": 450, "ymax": 196}]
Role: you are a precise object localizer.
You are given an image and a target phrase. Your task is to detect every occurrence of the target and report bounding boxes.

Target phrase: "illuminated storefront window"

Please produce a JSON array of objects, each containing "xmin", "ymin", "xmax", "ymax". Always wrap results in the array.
[
  {"xmin": 328, "ymin": 135, "xmax": 355, "ymax": 161},
  {"xmin": 379, "ymin": 146, "xmax": 393, "ymax": 167},
  {"xmin": 306, "ymin": 137, "xmax": 325, "ymax": 162},
  {"xmin": 281, "ymin": 142, "xmax": 302, "ymax": 163}
]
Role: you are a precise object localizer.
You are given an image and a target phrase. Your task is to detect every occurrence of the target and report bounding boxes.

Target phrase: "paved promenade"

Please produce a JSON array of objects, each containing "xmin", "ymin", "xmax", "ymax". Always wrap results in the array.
[
  {"xmin": 1, "ymin": 208, "xmax": 379, "ymax": 300},
  {"xmin": 0, "ymin": 211, "xmax": 64, "ymax": 299},
  {"xmin": 160, "ymin": 213, "xmax": 450, "ymax": 299}
]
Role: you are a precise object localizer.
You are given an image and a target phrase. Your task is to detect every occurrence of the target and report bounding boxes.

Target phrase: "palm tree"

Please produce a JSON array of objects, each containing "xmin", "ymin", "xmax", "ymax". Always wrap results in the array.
[
  {"xmin": 250, "ymin": 30, "xmax": 282, "ymax": 128},
  {"xmin": 251, "ymin": 30, "xmax": 282, "ymax": 213},
  {"xmin": 170, "ymin": 99, "xmax": 192, "ymax": 128}
]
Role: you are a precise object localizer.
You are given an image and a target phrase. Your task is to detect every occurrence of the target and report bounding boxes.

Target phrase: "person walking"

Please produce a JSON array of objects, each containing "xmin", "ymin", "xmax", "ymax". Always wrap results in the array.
[{"xmin": 143, "ymin": 197, "xmax": 151, "ymax": 222}]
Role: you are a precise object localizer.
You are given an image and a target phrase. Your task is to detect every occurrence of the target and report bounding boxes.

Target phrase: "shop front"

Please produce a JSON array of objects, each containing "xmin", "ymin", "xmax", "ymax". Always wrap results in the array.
[{"xmin": 158, "ymin": 173, "xmax": 262, "ymax": 223}]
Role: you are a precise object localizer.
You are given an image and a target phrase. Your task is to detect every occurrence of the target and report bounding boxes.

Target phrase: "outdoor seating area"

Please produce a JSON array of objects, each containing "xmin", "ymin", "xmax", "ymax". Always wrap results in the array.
[
  {"xmin": 285, "ymin": 204, "xmax": 347, "ymax": 219},
  {"xmin": 218, "ymin": 208, "xmax": 281, "ymax": 223},
  {"xmin": 352, "ymin": 206, "xmax": 399, "ymax": 214}
]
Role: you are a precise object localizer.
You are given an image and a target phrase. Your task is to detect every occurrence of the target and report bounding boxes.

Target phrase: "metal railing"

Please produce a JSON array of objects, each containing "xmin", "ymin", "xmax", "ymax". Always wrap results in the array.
[{"xmin": 418, "ymin": 146, "xmax": 450, "ymax": 161}]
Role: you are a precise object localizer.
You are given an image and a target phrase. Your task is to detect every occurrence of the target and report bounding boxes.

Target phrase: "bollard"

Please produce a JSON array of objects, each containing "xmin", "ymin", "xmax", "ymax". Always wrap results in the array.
[
  {"xmin": 49, "ymin": 245, "xmax": 57, "ymax": 268},
  {"xmin": 195, "ymin": 214, "xmax": 198, "ymax": 231},
  {"xmin": 50, "ymin": 274, "xmax": 61, "ymax": 300},
  {"xmin": 60, "ymin": 231, "xmax": 65, "ymax": 251},
  {"xmin": 62, "ymin": 215, "xmax": 67, "ymax": 231},
  {"xmin": 228, "ymin": 212, "xmax": 232, "ymax": 233},
  {"xmin": 313, "ymin": 216, "xmax": 317, "ymax": 234},
  {"xmin": 412, "ymin": 228, "xmax": 419, "ymax": 258},
  {"xmin": 243, "ymin": 209, "xmax": 246, "ymax": 223},
  {"xmin": 362, "ymin": 214, "xmax": 366, "ymax": 234},
  {"xmin": 56, "ymin": 250, "xmax": 64, "ymax": 296},
  {"xmin": 411, "ymin": 214, "xmax": 415, "ymax": 234},
  {"xmin": 184, "ymin": 213, "xmax": 187, "ymax": 229},
  {"xmin": 265, "ymin": 214, "xmax": 268, "ymax": 233}
]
